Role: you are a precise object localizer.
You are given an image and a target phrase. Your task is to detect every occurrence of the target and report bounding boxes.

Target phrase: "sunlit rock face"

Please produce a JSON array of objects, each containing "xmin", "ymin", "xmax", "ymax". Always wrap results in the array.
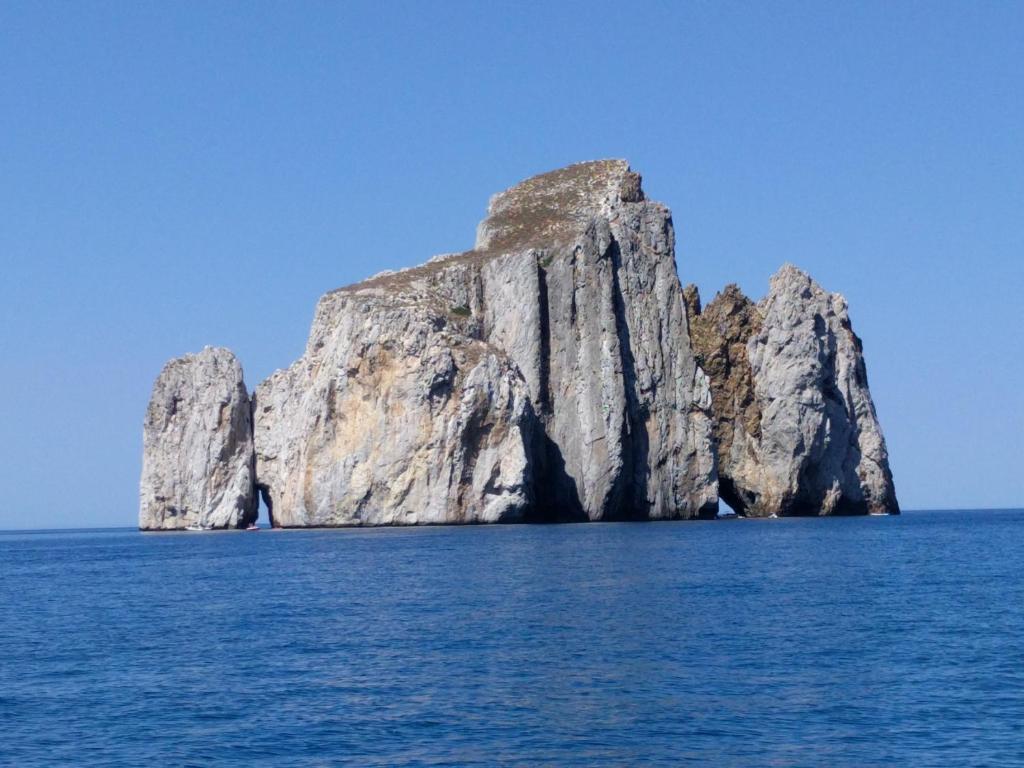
[
  {"xmin": 251, "ymin": 293, "xmax": 536, "ymax": 527},
  {"xmin": 686, "ymin": 266, "xmax": 899, "ymax": 517},
  {"xmin": 139, "ymin": 347, "xmax": 257, "ymax": 530},
  {"xmin": 252, "ymin": 160, "xmax": 718, "ymax": 525}
]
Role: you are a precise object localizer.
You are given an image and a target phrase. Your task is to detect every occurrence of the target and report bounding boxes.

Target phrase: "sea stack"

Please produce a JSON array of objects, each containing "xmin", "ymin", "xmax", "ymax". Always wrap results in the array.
[
  {"xmin": 139, "ymin": 347, "xmax": 258, "ymax": 530},
  {"xmin": 686, "ymin": 266, "xmax": 899, "ymax": 516},
  {"xmin": 140, "ymin": 160, "xmax": 899, "ymax": 528}
]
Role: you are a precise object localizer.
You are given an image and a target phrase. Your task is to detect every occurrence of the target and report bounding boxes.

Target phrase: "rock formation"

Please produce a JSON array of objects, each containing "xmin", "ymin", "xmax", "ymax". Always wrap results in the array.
[
  {"xmin": 686, "ymin": 265, "xmax": 899, "ymax": 516},
  {"xmin": 139, "ymin": 347, "xmax": 258, "ymax": 529},
  {"xmin": 253, "ymin": 160, "xmax": 717, "ymax": 526},
  {"xmin": 139, "ymin": 160, "xmax": 899, "ymax": 528},
  {"xmin": 252, "ymin": 296, "xmax": 537, "ymax": 526}
]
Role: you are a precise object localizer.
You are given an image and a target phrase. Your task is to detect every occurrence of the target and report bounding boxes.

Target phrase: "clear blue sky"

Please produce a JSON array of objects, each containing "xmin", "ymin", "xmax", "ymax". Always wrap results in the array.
[{"xmin": 2, "ymin": 1, "xmax": 1021, "ymax": 528}]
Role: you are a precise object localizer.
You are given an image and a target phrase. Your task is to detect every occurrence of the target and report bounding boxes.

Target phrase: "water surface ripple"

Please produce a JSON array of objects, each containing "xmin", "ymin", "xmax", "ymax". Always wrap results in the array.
[{"xmin": 2, "ymin": 510, "xmax": 1022, "ymax": 766}]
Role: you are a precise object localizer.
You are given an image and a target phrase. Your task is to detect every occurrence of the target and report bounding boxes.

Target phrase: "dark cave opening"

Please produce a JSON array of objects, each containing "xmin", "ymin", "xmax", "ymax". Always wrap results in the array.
[{"xmin": 718, "ymin": 476, "xmax": 752, "ymax": 517}]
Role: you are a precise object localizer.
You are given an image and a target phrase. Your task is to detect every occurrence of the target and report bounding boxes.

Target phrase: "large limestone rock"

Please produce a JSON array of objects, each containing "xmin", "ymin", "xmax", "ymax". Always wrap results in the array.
[
  {"xmin": 686, "ymin": 265, "xmax": 899, "ymax": 516},
  {"xmin": 253, "ymin": 160, "xmax": 718, "ymax": 525},
  {"xmin": 252, "ymin": 295, "xmax": 536, "ymax": 526},
  {"xmin": 139, "ymin": 347, "xmax": 258, "ymax": 530}
]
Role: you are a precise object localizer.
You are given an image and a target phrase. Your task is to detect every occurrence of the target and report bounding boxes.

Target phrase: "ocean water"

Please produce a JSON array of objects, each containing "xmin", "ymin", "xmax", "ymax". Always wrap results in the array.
[{"xmin": 1, "ymin": 510, "xmax": 1022, "ymax": 767}]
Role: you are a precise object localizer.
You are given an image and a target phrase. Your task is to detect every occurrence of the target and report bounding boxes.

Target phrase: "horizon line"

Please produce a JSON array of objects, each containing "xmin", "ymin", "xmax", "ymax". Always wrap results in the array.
[{"xmin": 2, "ymin": 507, "xmax": 1023, "ymax": 534}]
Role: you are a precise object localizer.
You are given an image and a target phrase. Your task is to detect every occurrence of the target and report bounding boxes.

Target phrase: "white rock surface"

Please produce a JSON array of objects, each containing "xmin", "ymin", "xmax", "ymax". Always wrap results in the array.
[{"xmin": 139, "ymin": 347, "xmax": 257, "ymax": 529}]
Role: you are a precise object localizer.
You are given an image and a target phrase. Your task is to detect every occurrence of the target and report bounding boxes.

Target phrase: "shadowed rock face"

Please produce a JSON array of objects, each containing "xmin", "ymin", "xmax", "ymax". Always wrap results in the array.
[
  {"xmin": 253, "ymin": 160, "xmax": 718, "ymax": 525},
  {"xmin": 687, "ymin": 266, "xmax": 899, "ymax": 517},
  {"xmin": 139, "ymin": 347, "xmax": 257, "ymax": 530}
]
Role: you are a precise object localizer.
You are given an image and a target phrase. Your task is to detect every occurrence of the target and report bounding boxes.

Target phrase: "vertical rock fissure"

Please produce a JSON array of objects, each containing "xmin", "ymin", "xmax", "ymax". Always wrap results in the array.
[
  {"xmin": 523, "ymin": 255, "xmax": 587, "ymax": 524},
  {"xmin": 607, "ymin": 238, "xmax": 650, "ymax": 520},
  {"xmin": 536, "ymin": 257, "xmax": 552, "ymax": 415}
]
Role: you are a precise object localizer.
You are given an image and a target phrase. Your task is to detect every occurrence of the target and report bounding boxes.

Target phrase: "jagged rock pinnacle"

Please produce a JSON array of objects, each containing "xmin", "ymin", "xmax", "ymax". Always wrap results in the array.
[{"xmin": 689, "ymin": 265, "xmax": 899, "ymax": 516}]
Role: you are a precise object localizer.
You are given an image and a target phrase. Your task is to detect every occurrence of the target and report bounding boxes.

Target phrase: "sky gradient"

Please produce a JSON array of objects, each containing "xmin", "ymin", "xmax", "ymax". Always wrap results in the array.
[{"xmin": 2, "ymin": 1, "xmax": 1021, "ymax": 528}]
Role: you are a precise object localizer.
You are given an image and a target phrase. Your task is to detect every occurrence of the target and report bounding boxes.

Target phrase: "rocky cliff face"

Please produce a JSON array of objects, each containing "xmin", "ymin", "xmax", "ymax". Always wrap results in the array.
[
  {"xmin": 140, "ymin": 160, "xmax": 899, "ymax": 528},
  {"xmin": 139, "ymin": 347, "xmax": 258, "ymax": 530},
  {"xmin": 253, "ymin": 160, "xmax": 717, "ymax": 525},
  {"xmin": 252, "ymin": 294, "xmax": 536, "ymax": 526},
  {"xmin": 686, "ymin": 265, "xmax": 899, "ymax": 516}
]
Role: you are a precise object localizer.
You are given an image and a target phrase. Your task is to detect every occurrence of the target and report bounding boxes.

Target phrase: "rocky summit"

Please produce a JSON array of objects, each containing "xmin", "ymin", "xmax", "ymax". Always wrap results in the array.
[{"xmin": 139, "ymin": 161, "xmax": 898, "ymax": 529}]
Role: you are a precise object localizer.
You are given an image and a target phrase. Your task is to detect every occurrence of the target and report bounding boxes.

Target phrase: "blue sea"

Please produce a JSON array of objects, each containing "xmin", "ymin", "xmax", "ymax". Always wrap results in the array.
[{"xmin": 2, "ymin": 510, "xmax": 1022, "ymax": 766}]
